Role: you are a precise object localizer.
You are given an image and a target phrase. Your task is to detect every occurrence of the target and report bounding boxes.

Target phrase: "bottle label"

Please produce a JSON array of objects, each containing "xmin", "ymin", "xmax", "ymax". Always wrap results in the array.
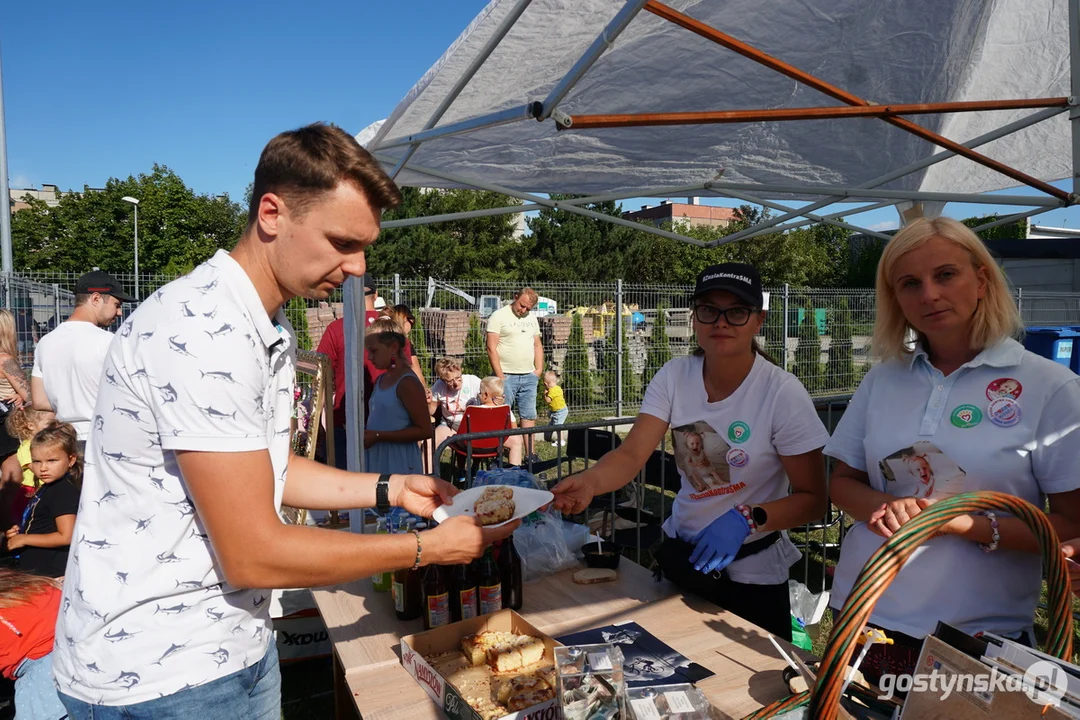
[
  {"xmin": 393, "ymin": 581, "xmax": 404, "ymax": 613},
  {"xmin": 427, "ymin": 592, "xmax": 450, "ymax": 627},
  {"xmin": 459, "ymin": 588, "xmax": 477, "ymax": 620},
  {"xmin": 479, "ymin": 584, "xmax": 502, "ymax": 614}
]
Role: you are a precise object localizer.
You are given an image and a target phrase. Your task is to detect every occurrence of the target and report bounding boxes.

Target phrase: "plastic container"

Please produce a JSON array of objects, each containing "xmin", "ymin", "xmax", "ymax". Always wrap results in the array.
[
  {"xmin": 555, "ymin": 643, "xmax": 625, "ymax": 720},
  {"xmin": 626, "ymin": 683, "xmax": 712, "ymax": 719},
  {"xmin": 582, "ymin": 542, "xmax": 621, "ymax": 569}
]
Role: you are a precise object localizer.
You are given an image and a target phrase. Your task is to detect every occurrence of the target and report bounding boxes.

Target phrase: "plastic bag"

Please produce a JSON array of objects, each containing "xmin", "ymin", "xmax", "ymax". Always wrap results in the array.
[
  {"xmin": 474, "ymin": 467, "xmax": 578, "ymax": 582},
  {"xmin": 789, "ymin": 579, "xmax": 830, "ymax": 648}
]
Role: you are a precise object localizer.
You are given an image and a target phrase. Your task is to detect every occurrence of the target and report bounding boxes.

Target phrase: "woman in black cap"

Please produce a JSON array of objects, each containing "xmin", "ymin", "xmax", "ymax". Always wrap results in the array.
[{"xmin": 552, "ymin": 262, "xmax": 828, "ymax": 639}]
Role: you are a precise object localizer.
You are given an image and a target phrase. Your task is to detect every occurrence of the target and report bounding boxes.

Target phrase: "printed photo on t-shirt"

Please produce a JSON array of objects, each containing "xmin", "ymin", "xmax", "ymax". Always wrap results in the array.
[
  {"xmin": 672, "ymin": 422, "xmax": 732, "ymax": 494},
  {"xmin": 878, "ymin": 441, "xmax": 967, "ymax": 499}
]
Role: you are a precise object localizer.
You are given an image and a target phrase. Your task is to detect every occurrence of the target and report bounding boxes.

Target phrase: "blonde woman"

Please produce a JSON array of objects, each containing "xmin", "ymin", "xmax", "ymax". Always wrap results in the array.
[
  {"xmin": 382, "ymin": 304, "xmax": 428, "ymax": 393},
  {"xmin": 826, "ymin": 217, "xmax": 1080, "ymax": 682},
  {"xmin": 0, "ymin": 310, "xmax": 30, "ymax": 411}
]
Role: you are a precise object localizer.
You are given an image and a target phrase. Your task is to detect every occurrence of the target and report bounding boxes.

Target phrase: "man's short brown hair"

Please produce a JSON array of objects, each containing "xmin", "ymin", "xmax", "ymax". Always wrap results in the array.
[{"xmin": 247, "ymin": 122, "xmax": 402, "ymax": 226}]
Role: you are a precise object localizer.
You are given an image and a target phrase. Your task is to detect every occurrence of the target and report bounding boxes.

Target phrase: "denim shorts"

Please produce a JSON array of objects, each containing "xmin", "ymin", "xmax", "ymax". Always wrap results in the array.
[
  {"xmin": 14, "ymin": 652, "xmax": 67, "ymax": 720},
  {"xmin": 59, "ymin": 642, "xmax": 280, "ymax": 720},
  {"xmin": 548, "ymin": 407, "xmax": 568, "ymax": 425},
  {"xmin": 503, "ymin": 373, "xmax": 538, "ymax": 420}
]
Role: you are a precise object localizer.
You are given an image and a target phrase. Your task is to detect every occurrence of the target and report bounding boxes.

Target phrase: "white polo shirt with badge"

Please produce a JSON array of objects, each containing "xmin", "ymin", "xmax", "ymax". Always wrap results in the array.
[
  {"xmin": 825, "ymin": 338, "xmax": 1080, "ymax": 639},
  {"xmin": 640, "ymin": 353, "xmax": 830, "ymax": 584},
  {"xmin": 53, "ymin": 249, "xmax": 295, "ymax": 706}
]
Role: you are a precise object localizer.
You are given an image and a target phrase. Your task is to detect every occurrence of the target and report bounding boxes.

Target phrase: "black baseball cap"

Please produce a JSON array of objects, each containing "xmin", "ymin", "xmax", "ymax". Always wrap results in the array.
[
  {"xmin": 363, "ymin": 276, "xmax": 377, "ymax": 296},
  {"xmin": 692, "ymin": 263, "xmax": 763, "ymax": 308},
  {"xmin": 75, "ymin": 270, "xmax": 136, "ymax": 303}
]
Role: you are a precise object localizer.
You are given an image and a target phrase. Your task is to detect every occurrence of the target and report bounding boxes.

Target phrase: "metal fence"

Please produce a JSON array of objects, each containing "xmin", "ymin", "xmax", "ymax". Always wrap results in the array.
[{"xmin": 6, "ymin": 271, "xmax": 1080, "ymax": 416}]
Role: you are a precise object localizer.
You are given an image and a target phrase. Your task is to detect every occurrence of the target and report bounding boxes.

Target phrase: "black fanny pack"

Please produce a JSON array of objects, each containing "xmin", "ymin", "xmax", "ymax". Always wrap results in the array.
[{"xmin": 653, "ymin": 531, "xmax": 781, "ymax": 582}]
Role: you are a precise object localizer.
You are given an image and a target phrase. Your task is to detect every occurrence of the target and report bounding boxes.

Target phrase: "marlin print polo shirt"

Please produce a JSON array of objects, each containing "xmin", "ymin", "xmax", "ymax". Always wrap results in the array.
[{"xmin": 53, "ymin": 249, "xmax": 296, "ymax": 705}]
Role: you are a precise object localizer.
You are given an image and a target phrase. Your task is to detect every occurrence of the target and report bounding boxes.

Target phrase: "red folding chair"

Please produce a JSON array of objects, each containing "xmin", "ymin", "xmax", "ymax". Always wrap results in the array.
[{"xmin": 450, "ymin": 405, "xmax": 513, "ymax": 474}]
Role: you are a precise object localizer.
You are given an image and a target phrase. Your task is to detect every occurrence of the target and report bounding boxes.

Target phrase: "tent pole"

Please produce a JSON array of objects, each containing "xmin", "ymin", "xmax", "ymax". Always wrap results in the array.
[
  {"xmin": 702, "ymin": 182, "xmax": 1063, "ymax": 207},
  {"xmin": 382, "ymin": 204, "xmax": 542, "ymax": 229},
  {"xmin": 719, "ymin": 189, "xmax": 892, "ymax": 241},
  {"xmin": 1071, "ymin": 0, "xmax": 1080, "ymax": 198},
  {"xmin": 562, "ymin": 98, "xmax": 1069, "ymax": 130},
  {"xmin": 969, "ymin": 207, "xmax": 1057, "ymax": 234},
  {"xmin": 382, "ymin": 0, "xmax": 536, "ymax": 177},
  {"xmin": 376, "ymin": 104, "xmax": 535, "ymax": 152},
  {"xmin": 714, "ymin": 106, "xmax": 1066, "ymax": 245},
  {"xmin": 557, "ymin": 182, "xmax": 712, "ymax": 207},
  {"xmin": 535, "ymin": 0, "xmax": 651, "ymax": 121},
  {"xmin": 644, "ymin": 0, "xmax": 1069, "ymax": 202},
  {"xmin": 379, "ymin": 155, "xmax": 708, "ymax": 246}
]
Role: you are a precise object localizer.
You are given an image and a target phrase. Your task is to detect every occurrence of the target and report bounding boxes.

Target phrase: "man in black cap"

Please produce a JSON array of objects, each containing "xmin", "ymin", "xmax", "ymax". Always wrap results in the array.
[{"xmin": 31, "ymin": 270, "xmax": 135, "ymax": 447}]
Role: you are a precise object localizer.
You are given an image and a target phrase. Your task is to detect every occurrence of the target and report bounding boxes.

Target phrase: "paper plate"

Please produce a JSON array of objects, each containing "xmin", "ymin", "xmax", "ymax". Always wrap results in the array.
[{"xmin": 432, "ymin": 485, "xmax": 554, "ymax": 528}]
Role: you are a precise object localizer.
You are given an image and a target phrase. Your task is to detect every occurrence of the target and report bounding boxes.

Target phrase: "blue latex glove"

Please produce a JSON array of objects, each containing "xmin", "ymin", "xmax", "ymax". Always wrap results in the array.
[{"xmin": 688, "ymin": 508, "xmax": 751, "ymax": 575}]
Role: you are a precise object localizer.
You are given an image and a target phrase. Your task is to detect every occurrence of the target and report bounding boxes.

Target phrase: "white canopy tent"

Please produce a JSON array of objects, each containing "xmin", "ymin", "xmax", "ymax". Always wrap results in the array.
[{"xmin": 342, "ymin": 0, "xmax": 1080, "ymax": 496}]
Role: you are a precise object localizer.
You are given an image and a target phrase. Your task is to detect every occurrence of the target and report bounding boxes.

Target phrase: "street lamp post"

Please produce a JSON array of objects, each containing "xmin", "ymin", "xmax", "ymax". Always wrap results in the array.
[{"xmin": 121, "ymin": 196, "xmax": 140, "ymax": 300}]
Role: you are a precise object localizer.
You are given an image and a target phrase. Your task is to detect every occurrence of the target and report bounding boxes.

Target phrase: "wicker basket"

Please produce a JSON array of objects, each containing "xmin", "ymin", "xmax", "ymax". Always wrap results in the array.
[{"xmin": 744, "ymin": 491, "xmax": 1074, "ymax": 720}]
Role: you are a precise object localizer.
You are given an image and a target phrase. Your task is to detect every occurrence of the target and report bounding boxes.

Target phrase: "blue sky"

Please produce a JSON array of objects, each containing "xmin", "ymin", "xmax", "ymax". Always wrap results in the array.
[{"xmin": 4, "ymin": 0, "xmax": 1078, "ymax": 236}]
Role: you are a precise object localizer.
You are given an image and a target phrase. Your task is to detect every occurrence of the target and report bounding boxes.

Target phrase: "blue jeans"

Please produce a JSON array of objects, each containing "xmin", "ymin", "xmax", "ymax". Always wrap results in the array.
[
  {"xmin": 14, "ymin": 653, "xmax": 67, "ymax": 720},
  {"xmin": 59, "ymin": 643, "xmax": 280, "ymax": 720},
  {"xmin": 503, "ymin": 373, "xmax": 538, "ymax": 421},
  {"xmin": 544, "ymin": 408, "xmax": 568, "ymax": 442}
]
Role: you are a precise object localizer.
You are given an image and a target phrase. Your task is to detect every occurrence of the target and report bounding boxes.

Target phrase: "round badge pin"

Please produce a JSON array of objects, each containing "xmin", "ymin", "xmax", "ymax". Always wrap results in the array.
[
  {"xmin": 986, "ymin": 377, "xmax": 1023, "ymax": 401},
  {"xmin": 949, "ymin": 404, "xmax": 983, "ymax": 429},
  {"xmin": 727, "ymin": 421, "xmax": 751, "ymax": 444},
  {"xmin": 726, "ymin": 448, "xmax": 749, "ymax": 468},
  {"xmin": 987, "ymin": 396, "xmax": 1022, "ymax": 427}
]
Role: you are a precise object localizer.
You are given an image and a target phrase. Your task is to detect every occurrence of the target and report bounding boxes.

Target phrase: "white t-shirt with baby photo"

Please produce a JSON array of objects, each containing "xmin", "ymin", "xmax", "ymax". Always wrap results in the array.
[{"xmin": 640, "ymin": 353, "xmax": 830, "ymax": 584}]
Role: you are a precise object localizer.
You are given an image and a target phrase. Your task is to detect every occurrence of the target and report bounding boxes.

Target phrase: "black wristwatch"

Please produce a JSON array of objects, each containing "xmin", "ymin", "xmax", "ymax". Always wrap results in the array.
[
  {"xmin": 751, "ymin": 505, "xmax": 768, "ymax": 530},
  {"xmin": 376, "ymin": 474, "xmax": 392, "ymax": 514}
]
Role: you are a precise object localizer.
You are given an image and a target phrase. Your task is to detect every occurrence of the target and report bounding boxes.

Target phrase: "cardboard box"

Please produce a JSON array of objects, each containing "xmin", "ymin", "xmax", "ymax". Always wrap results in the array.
[
  {"xmin": 401, "ymin": 609, "xmax": 561, "ymax": 720},
  {"xmin": 900, "ymin": 637, "xmax": 1073, "ymax": 719}
]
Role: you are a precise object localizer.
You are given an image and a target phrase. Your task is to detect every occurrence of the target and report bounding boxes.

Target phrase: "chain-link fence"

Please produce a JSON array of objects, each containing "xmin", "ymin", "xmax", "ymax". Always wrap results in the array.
[{"xmin": 6, "ymin": 271, "xmax": 1080, "ymax": 415}]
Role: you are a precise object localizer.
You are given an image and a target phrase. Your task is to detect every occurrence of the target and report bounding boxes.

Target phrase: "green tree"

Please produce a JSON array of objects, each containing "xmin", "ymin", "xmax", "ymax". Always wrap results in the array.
[
  {"xmin": 563, "ymin": 313, "xmax": 592, "ymax": 408},
  {"xmin": 12, "ymin": 165, "xmax": 245, "ymax": 276},
  {"xmin": 794, "ymin": 300, "xmax": 822, "ymax": 393},
  {"xmin": 411, "ymin": 313, "xmax": 432, "ymax": 384},
  {"xmin": 369, "ymin": 188, "xmax": 525, "ymax": 281},
  {"xmin": 463, "ymin": 314, "xmax": 492, "ymax": 378},
  {"xmin": 961, "ymin": 215, "xmax": 1029, "ymax": 241},
  {"xmin": 522, "ymin": 197, "xmax": 638, "ymax": 282},
  {"xmin": 761, "ymin": 295, "xmax": 785, "ymax": 365},
  {"xmin": 644, "ymin": 307, "xmax": 672, "ymax": 387},
  {"xmin": 825, "ymin": 297, "xmax": 855, "ymax": 391}
]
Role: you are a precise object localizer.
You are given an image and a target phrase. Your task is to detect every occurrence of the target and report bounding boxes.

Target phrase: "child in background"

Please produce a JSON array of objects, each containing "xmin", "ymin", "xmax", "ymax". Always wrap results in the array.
[
  {"xmin": 471, "ymin": 376, "xmax": 523, "ymax": 467},
  {"xmin": 4, "ymin": 422, "xmax": 81, "ymax": 578},
  {"xmin": 542, "ymin": 370, "xmax": 568, "ymax": 447},
  {"xmin": 363, "ymin": 318, "xmax": 431, "ymax": 476},
  {"xmin": 0, "ymin": 408, "xmax": 54, "ymax": 530},
  {"xmin": 0, "ymin": 568, "xmax": 66, "ymax": 719}
]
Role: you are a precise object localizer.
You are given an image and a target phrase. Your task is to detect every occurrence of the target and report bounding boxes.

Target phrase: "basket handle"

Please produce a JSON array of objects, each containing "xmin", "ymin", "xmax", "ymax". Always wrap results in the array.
[{"xmin": 809, "ymin": 491, "xmax": 1073, "ymax": 720}]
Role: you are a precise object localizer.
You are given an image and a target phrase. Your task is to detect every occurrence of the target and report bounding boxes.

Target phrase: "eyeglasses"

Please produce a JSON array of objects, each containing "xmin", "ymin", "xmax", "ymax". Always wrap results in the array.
[{"xmin": 693, "ymin": 304, "xmax": 755, "ymax": 326}]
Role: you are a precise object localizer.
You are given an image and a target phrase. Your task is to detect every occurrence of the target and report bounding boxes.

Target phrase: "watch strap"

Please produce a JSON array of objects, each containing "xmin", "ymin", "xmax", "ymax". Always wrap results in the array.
[{"xmin": 376, "ymin": 474, "xmax": 392, "ymax": 514}]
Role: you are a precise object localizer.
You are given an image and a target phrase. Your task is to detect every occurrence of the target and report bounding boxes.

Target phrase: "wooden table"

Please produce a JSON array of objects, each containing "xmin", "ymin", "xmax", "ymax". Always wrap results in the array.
[{"xmin": 313, "ymin": 560, "xmax": 802, "ymax": 720}]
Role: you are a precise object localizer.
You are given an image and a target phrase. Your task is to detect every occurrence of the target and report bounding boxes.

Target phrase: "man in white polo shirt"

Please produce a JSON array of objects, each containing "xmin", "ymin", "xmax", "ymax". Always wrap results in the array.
[
  {"xmin": 31, "ymin": 270, "xmax": 132, "ymax": 448},
  {"xmin": 52, "ymin": 123, "xmax": 516, "ymax": 719}
]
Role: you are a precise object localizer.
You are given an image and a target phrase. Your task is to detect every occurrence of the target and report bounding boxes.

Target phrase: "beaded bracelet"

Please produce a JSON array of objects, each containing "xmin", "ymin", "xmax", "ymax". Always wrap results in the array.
[
  {"xmin": 735, "ymin": 504, "xmax": 757, "ymax": 533},
  {"xmin": 980, "ymin": 511, "xmax": 1000, "ymax": 553},
  {"xmin": 410, "ymin": 530, "xmax": 423, "ymax": 570}
]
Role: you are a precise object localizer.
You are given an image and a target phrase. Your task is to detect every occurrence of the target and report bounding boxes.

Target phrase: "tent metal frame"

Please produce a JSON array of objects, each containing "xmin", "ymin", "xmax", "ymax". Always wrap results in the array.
[
  {"xmin": 344, "ymin": 0, "xmax": 1080, "ymax": 485},
  {"xmin": 369, "ymin": 0, "xmax": 1080, "ymax": 243}
]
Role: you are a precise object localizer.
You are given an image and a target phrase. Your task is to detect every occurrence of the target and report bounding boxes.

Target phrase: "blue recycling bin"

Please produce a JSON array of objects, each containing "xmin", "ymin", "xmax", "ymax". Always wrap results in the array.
[{"xmin": 1023, "ymin": 327, "xmax": 1080, "ymax": 371}]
